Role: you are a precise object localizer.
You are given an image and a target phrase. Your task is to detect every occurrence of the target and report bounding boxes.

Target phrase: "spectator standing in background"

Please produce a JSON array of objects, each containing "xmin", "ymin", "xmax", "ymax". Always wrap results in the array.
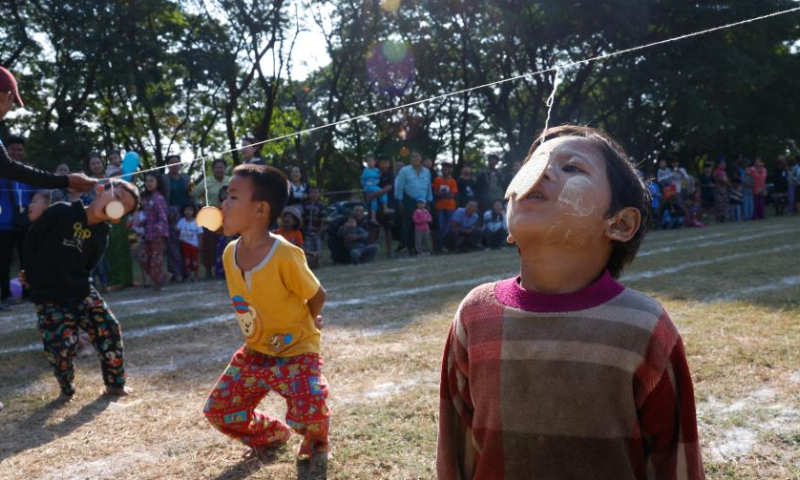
[
  {"xmin": 287, "ymin": 166, "xmax": 308, "ymax": 206},
  {"xmin": 432, "ymin": 162, "xmax": 458, "ymax": 252},
  {"xmin": 476, "ymin": 154, "xmax": 504, "ymax": 214},
  {"xmin": 740, "ymin": 159, "xmax": 754, "ymax": 220},
  {"xmin": 241, "ymin": 137, "xmax": 265, "ymax": 165},
  {"xmin": 195, "ymin": 158, "xmax": 230, "ymax": 279},
  {"xmin": 395, "ymin": 152, "xmax": 432, "ymax": 256},
  {"xmin": 161, "ymin": 155, "xmax": 192, "ymax": 282},
  {"xmin": 752, "ymin": 158, "xmax": 768, "ymax": 220}
]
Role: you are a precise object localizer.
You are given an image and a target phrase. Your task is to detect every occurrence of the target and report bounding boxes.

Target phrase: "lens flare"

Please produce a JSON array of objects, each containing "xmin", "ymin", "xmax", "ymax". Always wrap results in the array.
[{"xmin": 366, "ymin": 40, "xmax": 415, "ymax": 96}]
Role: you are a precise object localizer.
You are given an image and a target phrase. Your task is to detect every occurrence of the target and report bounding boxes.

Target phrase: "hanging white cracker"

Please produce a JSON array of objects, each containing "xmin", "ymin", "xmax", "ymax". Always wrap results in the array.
[
  {"xmin": 195, "ymin": 157, "xmax": 223, "ymax": 231},
  {"xmin": 197, "ymin": 206, "xmax": 223, "ymax": 231}
]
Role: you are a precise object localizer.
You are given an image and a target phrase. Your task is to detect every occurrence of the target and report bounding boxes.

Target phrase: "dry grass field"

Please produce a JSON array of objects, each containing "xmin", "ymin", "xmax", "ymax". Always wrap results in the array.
[{"xmin": 1, "ymin": 215, "xmax": 799, "ymax": 479}]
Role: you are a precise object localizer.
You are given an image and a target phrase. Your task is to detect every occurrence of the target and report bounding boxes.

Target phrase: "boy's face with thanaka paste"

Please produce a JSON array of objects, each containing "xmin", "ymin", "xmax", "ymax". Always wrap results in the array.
[{"xmin": 506, "ymin": 136, "xmax": 624, "ymax": 253}]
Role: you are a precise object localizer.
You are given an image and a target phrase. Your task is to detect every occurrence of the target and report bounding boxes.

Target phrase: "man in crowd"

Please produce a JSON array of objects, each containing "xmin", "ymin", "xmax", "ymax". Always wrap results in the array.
[
  {"xmin": 476, "ymin": 153, "xmax": 504, "ymax": 214},
  {"xmin": 395, "ymin": 152, "xmax": 432, "ymax": 255}
]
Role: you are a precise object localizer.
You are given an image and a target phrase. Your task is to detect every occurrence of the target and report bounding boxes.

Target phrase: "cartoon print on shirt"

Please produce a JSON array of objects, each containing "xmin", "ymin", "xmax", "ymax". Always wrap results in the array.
[{"xmin": 231, "ymin": 296, "xmax": 261, "ymax": 341}]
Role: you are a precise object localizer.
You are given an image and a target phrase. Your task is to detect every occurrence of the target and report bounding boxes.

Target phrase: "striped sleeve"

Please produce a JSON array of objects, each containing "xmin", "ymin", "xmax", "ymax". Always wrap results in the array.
[
  {"xmin": 437, "ymin": 310, "xmax": 475, "ymax": 480},
  {"xmin": 635, "ymin": 312, "xmax": 705, "ymax": 480}
]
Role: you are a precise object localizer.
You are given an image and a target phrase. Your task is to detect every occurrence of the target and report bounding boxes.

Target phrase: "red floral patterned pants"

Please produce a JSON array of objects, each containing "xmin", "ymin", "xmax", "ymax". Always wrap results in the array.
[{"xmin": 204, "ymin": 346, "xmax": 330, "ymax": 459}]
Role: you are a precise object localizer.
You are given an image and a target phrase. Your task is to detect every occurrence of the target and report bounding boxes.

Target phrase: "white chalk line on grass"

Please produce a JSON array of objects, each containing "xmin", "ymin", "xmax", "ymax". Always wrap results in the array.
[
  {"xmin": 704, "ymin": 275, "xmax": 800, "ymax": 302},
  {"xmin": 324, "ymin": 274, "xmax": 501, "ymax": 308},
  {"xmin": 638, "ymin": 228, "xmax": 799, "ymax": 257},
  {"xmin": 643, "ymin": 223, "xmax": 789, "ymax": 248},
  {"xmin": 623, "ymin": 243, "xmax": 800, "ymax": 282},
  {"xmin": 4, "ymin": 241, "xmax": 800, "ymax": 356},
  {"xmin": 0, "ymin": 284, "xmax": 227, "ymax": 327},
  {"xmin": 0, "ymin": 298, "xmax": 227, "ymax": 334},
  {"xmin": 0, "ymin": 314, "xmax": 233, "ymax": 356},
  {"xmin": 0, "ymin": 222, "xmax": 790, "ymax": 329}
]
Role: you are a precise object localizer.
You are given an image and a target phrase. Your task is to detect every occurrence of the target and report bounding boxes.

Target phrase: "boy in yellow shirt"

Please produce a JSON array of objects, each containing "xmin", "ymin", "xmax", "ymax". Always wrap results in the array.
[{"xmin": 204, "ymin": 164, "xmax": 329, "ymax": 477}]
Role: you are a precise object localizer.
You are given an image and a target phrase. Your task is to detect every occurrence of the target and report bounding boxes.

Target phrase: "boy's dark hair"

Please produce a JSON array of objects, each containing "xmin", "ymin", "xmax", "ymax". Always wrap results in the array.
[
  {"xmin": 182, "ymin": 203, "xmax": 198, "ymax": 215},
  {"xmin": 232, "ymin": 164, "xmax": 288, "ymax": 225},
  {"xmin": 109, "ymin": 178, "xmax": 141, "ymax": 214},
  {"xmin": 525, "ymin": 125, "xmax": 650, "ymax": 278},
  {"xmin": 166, "ymin": 154, "xmax": 181, "ymax": 164},
  {"xmin": 5, "ymin": 135, "xmax": 25, "ymax": 147}
]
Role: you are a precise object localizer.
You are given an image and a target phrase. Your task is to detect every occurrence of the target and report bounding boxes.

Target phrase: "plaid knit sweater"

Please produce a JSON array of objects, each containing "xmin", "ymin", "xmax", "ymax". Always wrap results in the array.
[{"xmin": 437, "ymin": 271, "xmax": 704, "ymax": 480}]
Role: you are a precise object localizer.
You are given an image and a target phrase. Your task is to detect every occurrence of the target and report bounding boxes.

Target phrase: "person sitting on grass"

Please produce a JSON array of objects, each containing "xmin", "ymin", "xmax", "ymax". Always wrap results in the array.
[
  {"xmin": 337, "ymin": 215, "xmax": 377, "ymax": 265},
  {"xmin": 444, "ymin": 200, "xmax": 481, "ymax": 252},
  {"xmin": 659, "ymin": 194, "xmax": 685, "ymax": 230},
  {"xmin": 21, "ymin": 179, "xmax": 139, "ymax": 401},
  {"xmin": 438, "ymin": 125, "xmax": 704, "ymax": 479},
  {"xmin": 204, "ymin": 164, "xmax": 329, "ymax": 479},
  {"xmin": 482, "ymin": 199, "xmax": 507, "ymax": 250}
]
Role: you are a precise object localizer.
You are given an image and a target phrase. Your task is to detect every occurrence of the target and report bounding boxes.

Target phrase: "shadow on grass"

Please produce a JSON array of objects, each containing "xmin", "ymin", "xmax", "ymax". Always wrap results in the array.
[
  {"xmin": 0, "ymin": 394, "xmax": 112, "ymax": 462},
  {"xmin": 207, "ymin": 449, "xmax": 292, "ymax": 480}
]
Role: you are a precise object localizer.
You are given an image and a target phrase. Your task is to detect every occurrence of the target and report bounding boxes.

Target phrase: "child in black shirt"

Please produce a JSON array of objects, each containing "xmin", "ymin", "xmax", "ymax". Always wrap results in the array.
[{"xmin": 22, "ymin": 179, "xmax": 139, "ymax": 399}]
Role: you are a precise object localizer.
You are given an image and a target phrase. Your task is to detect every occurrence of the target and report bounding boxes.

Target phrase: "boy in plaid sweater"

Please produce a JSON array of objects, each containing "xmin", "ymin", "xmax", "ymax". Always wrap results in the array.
[{"xmin": 438, "ymin": 125, "xmax": 704, "ymax": 480}]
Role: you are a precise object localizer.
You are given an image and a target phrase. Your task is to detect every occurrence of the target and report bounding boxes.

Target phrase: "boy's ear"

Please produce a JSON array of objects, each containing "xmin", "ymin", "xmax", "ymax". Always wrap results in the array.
[
  {"xmin": 604, "ymin": 207, "xmax": 641, "ymax": 243},
  {"xmin": 257, "ymin": 201, "xmax": 270, "ymax": 219}
]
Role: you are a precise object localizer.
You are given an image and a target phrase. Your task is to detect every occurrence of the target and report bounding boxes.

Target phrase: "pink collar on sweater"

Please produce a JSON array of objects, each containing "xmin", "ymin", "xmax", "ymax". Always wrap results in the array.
[{"xmin": 494, "ymin": 270, "xmax": 624, "ymax": 313}]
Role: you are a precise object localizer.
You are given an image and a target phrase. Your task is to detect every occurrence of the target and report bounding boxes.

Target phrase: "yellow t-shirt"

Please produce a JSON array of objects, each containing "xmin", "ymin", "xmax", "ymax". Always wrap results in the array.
[{"xmin": 223, "ymin": 236, "xmax": 322, "ymax": 357}]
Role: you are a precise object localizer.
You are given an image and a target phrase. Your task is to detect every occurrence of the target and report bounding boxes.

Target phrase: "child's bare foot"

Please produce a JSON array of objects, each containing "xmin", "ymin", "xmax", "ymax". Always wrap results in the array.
[{"xmin": 104, "ymin": 386, "xmax": 132, "ymax": 397}]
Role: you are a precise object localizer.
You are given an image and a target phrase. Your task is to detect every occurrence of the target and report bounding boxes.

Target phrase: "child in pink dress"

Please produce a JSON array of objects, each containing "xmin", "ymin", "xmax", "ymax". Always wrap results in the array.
[{"xmin": 412, "ymin": 198, "xmax": 432, "ymax": 255}]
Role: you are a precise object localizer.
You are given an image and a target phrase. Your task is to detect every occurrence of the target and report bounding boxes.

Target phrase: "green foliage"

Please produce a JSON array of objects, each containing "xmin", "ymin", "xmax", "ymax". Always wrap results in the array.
[{"xmin": 0, "ymin": 0, "xmax": 798, "ymax": 187}]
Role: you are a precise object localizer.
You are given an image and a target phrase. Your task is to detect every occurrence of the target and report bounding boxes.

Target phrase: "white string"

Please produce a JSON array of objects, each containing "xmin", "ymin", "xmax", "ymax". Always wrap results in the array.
[
  {"xmin": 541, "ymin": 67, "xmax": 563, "ymax": 143},
  {"xmin": 202, "ymin": 158, "xmax": 210, "ymax": 206},
  {"xmin": 99, "ymin": 4, "xmax": 799, "ymax": 183},
  {"xmin": 5, "ymin": 5, "xmax": 799, "ymax": 191}
]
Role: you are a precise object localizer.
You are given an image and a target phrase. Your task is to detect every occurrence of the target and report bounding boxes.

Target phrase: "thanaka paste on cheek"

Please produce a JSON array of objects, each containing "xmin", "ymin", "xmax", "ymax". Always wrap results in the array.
[{"xmin": 557, "ymin": 176, "xmax": 595, "ymax": 217}]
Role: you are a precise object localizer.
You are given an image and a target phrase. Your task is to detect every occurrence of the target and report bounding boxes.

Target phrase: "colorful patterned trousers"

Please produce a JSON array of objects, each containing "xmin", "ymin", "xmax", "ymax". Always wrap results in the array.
[
  {"xmin": 204, "ymin": 346, "xmax": 330, "ymax": 459},
  {"xmin": 35, "ymin": 288, "xmax": 126, "ymax": 396},
  {"xmin": 140, "ymin": 237, "xmax": 167, "ymax": 286}
]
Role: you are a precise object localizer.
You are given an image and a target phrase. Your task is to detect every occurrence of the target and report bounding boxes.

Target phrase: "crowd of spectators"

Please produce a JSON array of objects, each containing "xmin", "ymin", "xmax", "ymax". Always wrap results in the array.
[{"xmin": 2, "ymin": 132, "xmax": 797, "ymax": 310}]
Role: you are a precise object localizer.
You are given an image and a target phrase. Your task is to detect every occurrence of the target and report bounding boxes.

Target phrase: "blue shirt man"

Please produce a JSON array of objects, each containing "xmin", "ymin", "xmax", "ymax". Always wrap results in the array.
[{"xmin": 394, "ymin": 152, "xmax": 433, "ymax": 254}]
